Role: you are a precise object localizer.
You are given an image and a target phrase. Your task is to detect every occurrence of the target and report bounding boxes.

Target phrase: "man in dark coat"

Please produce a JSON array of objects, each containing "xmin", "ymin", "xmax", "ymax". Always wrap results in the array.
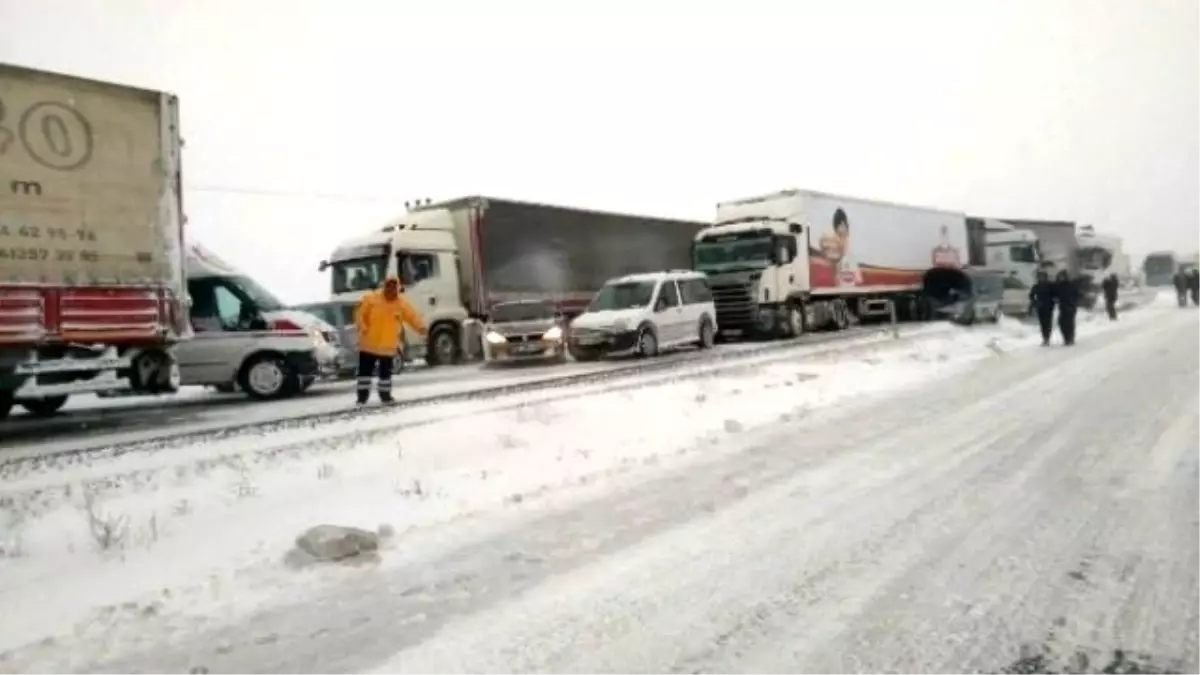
[
  {"xmin": 1189, "ymin": 268, "xmax": 1199, "ymax": 306},
  {"xmin": 1174, "ymin": 269, "xmax": 1190, "ymax": 307},
  {"xmin": 1053, "ymin": 270, "xmax": 1080, "ymax": 346},
  {"xmin": 1029, "ymin": 269, "xmax": 1057, "ymax": 346},
  {"xmin": 1101, "ymin": 273, "xmax": 1120, "ymax": 321}
]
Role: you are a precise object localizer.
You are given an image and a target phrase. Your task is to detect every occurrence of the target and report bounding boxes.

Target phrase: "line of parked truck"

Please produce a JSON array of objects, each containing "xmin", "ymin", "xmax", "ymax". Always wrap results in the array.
[{"xmin": 0, "ymin": 63, "xmax": 1171, "ymax": 422}]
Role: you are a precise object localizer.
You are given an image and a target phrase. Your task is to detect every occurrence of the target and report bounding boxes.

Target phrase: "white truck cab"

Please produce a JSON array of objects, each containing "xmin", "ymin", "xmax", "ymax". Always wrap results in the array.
[
  {"xmin": 983, "ymin": 220, "xmax": 1044, "ymax": 315},
  {"xmin": 320, "ymin": 207, "xmax": 469, "ymax": 366}
]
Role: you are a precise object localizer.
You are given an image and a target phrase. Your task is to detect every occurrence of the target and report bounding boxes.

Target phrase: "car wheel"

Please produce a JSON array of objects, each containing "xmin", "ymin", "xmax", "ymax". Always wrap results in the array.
[
  {"xmin": 425, "ymin": 326, "xmax": 459, "ymax": 367},
  {"xmin": 239, "ymin": 354, "xmax": 293, "ymax": 401},
  {"xmin": 637, "ymin": 327, "xmax": 659, "ymax": 358},
  {"xmin": 19, "ymin": 395, "xmax": 68, "ymax": 418},
  {"xmin": 698, "ymin": 317, "xmax": 715, "ymax": 349}
]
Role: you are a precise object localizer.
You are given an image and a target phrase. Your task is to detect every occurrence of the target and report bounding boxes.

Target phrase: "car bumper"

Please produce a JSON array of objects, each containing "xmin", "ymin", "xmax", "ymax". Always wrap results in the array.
[
  {"xmin": 568, "ymin": 329, "xmax": 639, "ymax": 356},
  {"xmin": 487, "ymin": 340, "xmax": 567, "ymax": 362},
  {"xmin": 309, "ymin": 343, "xmax": 342, "ymax": 378}
]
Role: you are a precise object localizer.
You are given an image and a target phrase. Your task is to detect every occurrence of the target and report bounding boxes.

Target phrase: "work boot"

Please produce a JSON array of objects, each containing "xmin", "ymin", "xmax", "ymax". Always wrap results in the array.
[{"xmin": 379, "ymin": 393, "xmax": 395, "ymax": 405}]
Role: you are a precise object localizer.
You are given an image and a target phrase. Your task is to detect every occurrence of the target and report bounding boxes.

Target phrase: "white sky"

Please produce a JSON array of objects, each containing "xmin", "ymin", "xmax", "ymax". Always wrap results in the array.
[{"xmin": 2, "ymin": 0, "xmax": 1197, "ymax": 303}]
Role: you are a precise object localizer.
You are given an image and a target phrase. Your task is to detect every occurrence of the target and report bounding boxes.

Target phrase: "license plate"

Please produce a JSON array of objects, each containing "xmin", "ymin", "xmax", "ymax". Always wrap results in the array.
[{"xmin": 515, "ymin": 343, "xmax": 542, "ymax": 354}]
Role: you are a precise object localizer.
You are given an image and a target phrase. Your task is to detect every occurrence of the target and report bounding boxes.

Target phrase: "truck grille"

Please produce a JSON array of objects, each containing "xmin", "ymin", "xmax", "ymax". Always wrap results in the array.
[{"xmin": 710, "ymin": 282, "xmax": 757, "ymax": 327}]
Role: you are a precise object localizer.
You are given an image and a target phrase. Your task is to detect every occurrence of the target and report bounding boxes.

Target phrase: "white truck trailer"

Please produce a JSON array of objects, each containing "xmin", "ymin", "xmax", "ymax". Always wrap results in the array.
[
  {"xmin": 0, "ymin": 63, "xmax": 189, "ymax": 421},
  {"xmin": 693, "ymin": 189, "xmax": 987, "ymax": 338}
]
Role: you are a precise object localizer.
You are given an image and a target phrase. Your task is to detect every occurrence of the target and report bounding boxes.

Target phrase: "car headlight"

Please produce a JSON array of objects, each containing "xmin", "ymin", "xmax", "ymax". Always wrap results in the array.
[
  {"xmin": 542, "ymin": 325, "xmax": 563, "ymax": 341},
  {"xmin": 485, "ymin": 331, "xmax": 507, "ymax": 345},
  {"xmin": 611, "ymin": 319, "xmax": 629, "ymax": 332}
]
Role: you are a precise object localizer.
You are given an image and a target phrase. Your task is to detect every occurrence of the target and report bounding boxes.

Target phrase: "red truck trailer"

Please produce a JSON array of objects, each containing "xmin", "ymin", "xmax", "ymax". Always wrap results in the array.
[{"xmin": 0, "ymin": 63, "xmax": 189, "ymax": 421}]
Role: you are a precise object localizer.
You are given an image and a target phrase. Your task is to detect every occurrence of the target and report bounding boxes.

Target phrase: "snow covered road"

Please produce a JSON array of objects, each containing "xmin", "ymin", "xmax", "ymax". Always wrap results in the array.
[{"xmin": 0, "ymin": 299, "xmax": 1195, "ymax": 673}]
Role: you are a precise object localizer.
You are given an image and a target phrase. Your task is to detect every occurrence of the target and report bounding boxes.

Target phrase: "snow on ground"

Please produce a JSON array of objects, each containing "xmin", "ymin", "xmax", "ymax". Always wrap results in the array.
[{"xmin": 0, "ymin": 297, "xmax": 1168, "ymax": 665}]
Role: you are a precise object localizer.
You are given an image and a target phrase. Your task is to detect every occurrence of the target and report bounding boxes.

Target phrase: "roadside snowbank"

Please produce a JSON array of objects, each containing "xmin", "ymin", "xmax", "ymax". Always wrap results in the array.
[{"xmin": 0, "ymin": 308, "xmax": 1160, "ymax": 659}]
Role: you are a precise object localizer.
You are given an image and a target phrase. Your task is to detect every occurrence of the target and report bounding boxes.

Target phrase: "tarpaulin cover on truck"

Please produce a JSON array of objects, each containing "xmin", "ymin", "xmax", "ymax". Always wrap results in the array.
[{"xmin": 0, "ymin": 64, "xmax": 176, "ymax": 286}]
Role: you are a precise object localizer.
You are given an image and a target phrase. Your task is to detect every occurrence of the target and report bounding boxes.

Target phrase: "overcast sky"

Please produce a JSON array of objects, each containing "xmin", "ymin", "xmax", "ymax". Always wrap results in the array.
[{"xmin": 2, "ymin": 0, "xmax": 1196, "ymax": 302}]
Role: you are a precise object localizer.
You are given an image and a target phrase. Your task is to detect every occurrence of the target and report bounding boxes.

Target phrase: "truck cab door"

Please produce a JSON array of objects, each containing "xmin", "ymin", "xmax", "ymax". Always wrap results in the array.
[{"xmin": 395, "ymin": 250, "xmax": 453, "ymax": 348}]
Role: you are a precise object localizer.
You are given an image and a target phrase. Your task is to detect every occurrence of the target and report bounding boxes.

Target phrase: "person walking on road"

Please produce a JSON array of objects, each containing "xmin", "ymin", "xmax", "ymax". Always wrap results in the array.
[
  {"xmin": 1101, "ymin": 273, "xmax": 1120, "ymax": 321},
  {"xmin": 1173, "ymin": 269, "xmax": 1189, "ymax": 307},
  {"xmin": 1054, "ymin": 270, "xmax": 1080, "ymax": 346},
  {"xmin": 1189, "ymin": 268, "xmax": 1200, "ymax": 307},
  {"xmin": 354, "ymin": 275, "xmax": 427, "ymax": 406},
  {"xmin": 1029, "ymin": 269, "xmax": 1057, "ymax": 346}
]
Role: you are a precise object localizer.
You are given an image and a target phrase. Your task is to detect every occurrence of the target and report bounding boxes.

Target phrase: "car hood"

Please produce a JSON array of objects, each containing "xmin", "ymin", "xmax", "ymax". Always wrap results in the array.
[
  {"xmin": 571, "ymin": 308, "xmax": 646, "ymax": 331},
  {"xmin": 263, "ymin": 309, "xmax": 336, "ymax": 333}
]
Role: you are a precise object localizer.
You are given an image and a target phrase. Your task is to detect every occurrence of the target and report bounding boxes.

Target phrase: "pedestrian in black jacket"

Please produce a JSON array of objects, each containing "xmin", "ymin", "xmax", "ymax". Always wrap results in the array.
[
  {"xmin": 1174, "ymin": 270, "xmax": 1189, "ymax": 307},
  {"xmin": 1054, "ymin": 270, "xmax": 1080, "ymax": 346},
  {"xmin": 1189, "ymin": 269, "xmax": 1200, "ymax": 306},
  {"xmin": 1101, "ymin": 274, "xmax": 1120, "ymax": 321},
  {"xmin": 1029, "ymin": 270, "xmax": 1056, "ymax": 346}
]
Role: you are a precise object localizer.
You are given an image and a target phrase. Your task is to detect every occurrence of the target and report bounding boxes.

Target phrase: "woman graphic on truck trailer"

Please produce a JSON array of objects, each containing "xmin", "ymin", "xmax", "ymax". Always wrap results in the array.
[{"xmin": 819, "ymin": 207, "xmax": 862, "ymax": 287}]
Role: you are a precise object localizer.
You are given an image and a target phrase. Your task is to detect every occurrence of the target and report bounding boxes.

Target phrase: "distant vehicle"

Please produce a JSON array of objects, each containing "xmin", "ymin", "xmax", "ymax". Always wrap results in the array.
[
  {"xmin": 568, "ymin": 270, "xmax": 717, "ymax": 361},
  {"xmin": 995, "ymin": 218, "xmax": 1080, "ymax": 278},
  {"xmin": 931, "ymin": 268, "xmax": 1004, "ymax": 326},
  {"xmin": 1076, "ymin": 226, "xmax": 1132, "ymax": 308},
  {"xmin": 1143, "ymin": 251, "xmax": 1182, "ymax": 287},
  {"xmin": 482, "ymin": 300, "xmax": 568, "ymax": 364},
  {"xmin": 982, "ymin": 219, "xmax": 1043, "ymax": 316},
  {"xmin": 0, "ymin": 64, "xmax": 190, "ymax": 421},
  {"xmin": 292, "ymin": 298, "xmax": 411, "ymax": 378},
  {"xmin": 320, "ymin": 196, "xmax": 707, "ymax": 367},
  {"xmin": 696, "ymin": 189, "xmax": 987, "ymax": 340},
  {"xmin": 180, "ymin": 244, "xmax": 340, "ymax": 400}
]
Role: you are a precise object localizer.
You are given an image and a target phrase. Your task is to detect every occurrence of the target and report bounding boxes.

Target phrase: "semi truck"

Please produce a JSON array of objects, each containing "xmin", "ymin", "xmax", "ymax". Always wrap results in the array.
[
  {"xmin": 1075, "ymin": 225, "xmax": 1132, "ymax": 307},
  {"xmin": 0, "ymin": 64, "xmax": 189, "ymax": 421},
  {"xmin": 1142, "ymin": 251, "xmax": 1181, "ymax": 287},
  {"xmin": 320, "ymin": 196, "xmax": 706, "ymax": 366},
  {"xmin": 692, "ymin": 189, "xmax": 987, "ymax": 338},
  {"xmin": 994, "ymin": 218, "xmax": 1079, "ymax": 278},
  {"xmin": 982, "ymin": 219, "xmax": 1043, "ymax": 316}
]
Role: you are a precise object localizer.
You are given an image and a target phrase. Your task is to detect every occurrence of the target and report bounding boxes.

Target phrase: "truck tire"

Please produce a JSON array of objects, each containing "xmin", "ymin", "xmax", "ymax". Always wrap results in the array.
[
  {"xmin": 781, "ymin": 305, "xmax": 804, "ymax": 339},
  {"xmin": 19, "ymin": 395, "xmax": 69, "ymax": 418},
  {"xmin": 0, "ymin": 392, "xmax": 14, "ymax": 421},
  {"xmin": 833, "ymin": 301, "xmax": 851, "ymax": 331},
  {"xmin": 425, "ymin": 325, "xmax": 459, "ymax": 367},
  {"xmin": 697, "ymin": 317, "xmax": 715, "ymax": 349},
  {"xmin": 238, "ymin": 353, "xmax": 294, "ymax": 401}
]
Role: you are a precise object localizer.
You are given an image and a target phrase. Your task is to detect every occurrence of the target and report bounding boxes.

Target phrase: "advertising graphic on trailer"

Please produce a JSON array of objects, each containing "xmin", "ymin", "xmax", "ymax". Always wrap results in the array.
[{"xmin": 802, "ymin": 193, "xmax": 968, "ymax": 290}]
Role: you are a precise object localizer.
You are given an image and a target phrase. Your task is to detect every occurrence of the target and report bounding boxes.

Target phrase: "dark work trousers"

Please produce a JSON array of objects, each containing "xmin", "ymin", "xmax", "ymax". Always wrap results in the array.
[
  {"xmin": 356, "ymin": 351, "xmax": 394, "ymax": 404},
  {"xmin": 1104, "ymin": 297, "xmax": 1118, "ymax": 320},
  {"xmin": 1057, "ymin": 309, "xmax": 1077, "ymax": 346},
  {"xmin": 1036, "ymin": 309, "xmax": 1054, "ymax": 345}
]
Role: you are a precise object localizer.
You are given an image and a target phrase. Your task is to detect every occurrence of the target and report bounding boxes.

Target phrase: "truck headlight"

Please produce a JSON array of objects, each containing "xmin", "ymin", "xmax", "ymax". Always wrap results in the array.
[
  {"xmin": 542, "ymin": 326, "xmax": 563, "ymax": 341},
  {"xmin": 485, "ymin": 331, "xmax": 507, "ymax": 345}
]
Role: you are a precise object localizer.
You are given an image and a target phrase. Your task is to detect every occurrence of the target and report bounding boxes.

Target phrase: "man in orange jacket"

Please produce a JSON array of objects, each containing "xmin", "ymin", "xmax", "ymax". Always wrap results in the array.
[{"xmin": 354, "ymin": 276, "xmax": 427, "ymax": 405}]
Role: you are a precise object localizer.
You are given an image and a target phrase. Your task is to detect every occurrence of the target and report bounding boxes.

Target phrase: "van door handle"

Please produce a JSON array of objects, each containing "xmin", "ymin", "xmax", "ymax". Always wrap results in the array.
[{"xmin": 428, "ymin": 297, "xmax": 436, "ymax": 306}]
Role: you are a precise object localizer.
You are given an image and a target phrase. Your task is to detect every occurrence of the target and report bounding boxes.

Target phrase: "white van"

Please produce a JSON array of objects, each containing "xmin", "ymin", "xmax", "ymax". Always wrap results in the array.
[
  {"xmin": 181, "ymin": 245, "xmax": 341, "ymax": 399},
  {"xmin": 567, "ymin": 270, "xmax": 718, "ymax": 360}
]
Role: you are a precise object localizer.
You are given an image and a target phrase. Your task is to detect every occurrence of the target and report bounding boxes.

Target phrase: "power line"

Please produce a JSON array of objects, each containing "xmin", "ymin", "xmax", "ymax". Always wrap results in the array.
[{"xmin": 186, "ymin": 184, "xmax": 407, "ymax": 204}]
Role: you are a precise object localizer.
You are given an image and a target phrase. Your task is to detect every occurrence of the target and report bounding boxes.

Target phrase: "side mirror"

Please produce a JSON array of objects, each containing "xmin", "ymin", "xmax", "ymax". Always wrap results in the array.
[
  {"xmin": 788, "ymin": 223, "xmax": 803, "ymax": 234},
  {"xmin": 317, "ymin": 260, "xmax": 329, "ymax": 272}
]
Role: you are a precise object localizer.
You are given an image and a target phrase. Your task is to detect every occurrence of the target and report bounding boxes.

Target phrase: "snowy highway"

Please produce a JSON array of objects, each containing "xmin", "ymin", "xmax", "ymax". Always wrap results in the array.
[{"xmin": 0, "ymin": 296, "xmax": 1195, "ymax": 673}]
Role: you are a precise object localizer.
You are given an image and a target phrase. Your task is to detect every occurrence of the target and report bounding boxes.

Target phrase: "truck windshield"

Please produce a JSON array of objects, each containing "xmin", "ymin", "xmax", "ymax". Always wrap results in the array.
[
  {"xmin": 228, "ymin": 275, "xmax": 285, "ymax": 312},
  {"xmin": 1143, "ymin": 255, "xmax": 1176, "ymax": 276},
  {"xmin": 587, "ymin": 281, "xmax": 657, "ymax": 312},
  {"xmin": 1078, "ymin": 247, "xmax": 1112, "ymax": 271},
  {"xmin": 491, "ymin": 301, "xmax": 558, "ymax": 322},
  {"xmin": 693, "ymin": 237, "xmax": 774, "ymax": 272},
  {"xmin": 330, "ymin": 256, "xmax": 388, "ymax": 294}
]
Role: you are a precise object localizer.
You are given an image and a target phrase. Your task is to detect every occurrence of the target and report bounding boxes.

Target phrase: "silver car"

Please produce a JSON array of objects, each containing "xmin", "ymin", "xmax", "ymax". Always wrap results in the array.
[{"xmin": 483, "ymin": 300, "xmax": 568, "ymax": 364}]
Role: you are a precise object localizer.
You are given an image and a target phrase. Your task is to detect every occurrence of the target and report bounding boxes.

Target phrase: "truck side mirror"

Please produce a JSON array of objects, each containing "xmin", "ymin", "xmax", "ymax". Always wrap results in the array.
[
  {"xmin": 788, "ymin": 223, "xmax": 803, "ymax": 234},
  {"xmin": 317, "ymin": 260, "xmax": 329, "ymax": 272}
]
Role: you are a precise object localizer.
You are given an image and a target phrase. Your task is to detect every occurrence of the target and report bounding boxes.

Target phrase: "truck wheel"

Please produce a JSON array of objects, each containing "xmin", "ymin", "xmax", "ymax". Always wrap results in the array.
[
  {"xmin": 239, "ymin": 354, "xmax": 293, "ymax": 401},
  {"xmin": 833, "ymin": 302, "xmax": 851, "ymax": 331},
  {"xmin": 697, "ymin": 317, "xmax": 715, "ymax": 349},
  {"xmin": 782, "ymin": 305, "xmax": 804, "ymax": 338},
  {"xmin": 0, "ymin": 392, "xmax": 15, "ymax": 421},
  {"xmin": 425, "ymin": 325, "xmax": 459, "ymax": 367},
  {"xmin": 636, "ymin": 327, "xmax": 659, "ymax": 358},
  {"xmin": 20, "ymin": 395, "xmax": 69, "ymax": 417}
]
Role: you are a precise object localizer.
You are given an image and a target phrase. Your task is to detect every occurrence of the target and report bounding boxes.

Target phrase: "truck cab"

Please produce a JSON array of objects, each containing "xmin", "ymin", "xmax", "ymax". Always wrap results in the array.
[
  {"xmin": 320, "ymin": 206, "xmax": 469, "ymax": 366},
  {"xmin": 983, "ymin": 222, "xmax": 1043, "ymax": 316},
  {"xmin": 693, "ymin": 204, "xmax": 808, "ymax": 338}
]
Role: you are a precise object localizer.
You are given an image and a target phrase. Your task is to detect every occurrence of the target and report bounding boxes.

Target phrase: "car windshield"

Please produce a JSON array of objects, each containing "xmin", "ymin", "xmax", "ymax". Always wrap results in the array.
[
  {"xmin": 587, "ymin": 281, "xmax": 657, "ymax": 312},
  {"xmin": 693, "ymin": 237, "xmax": 773, "ymax": 272},
  {"xmin": 330, "ymin": 256, "xmax": 389, "ymax": 294},
  {"xmin": 491, "ymin": 301, "xmax": 558, "ymax": 323},
  {"xmin": 228, "ymin": 275, "xmax": 285, "ymax": 312}
]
